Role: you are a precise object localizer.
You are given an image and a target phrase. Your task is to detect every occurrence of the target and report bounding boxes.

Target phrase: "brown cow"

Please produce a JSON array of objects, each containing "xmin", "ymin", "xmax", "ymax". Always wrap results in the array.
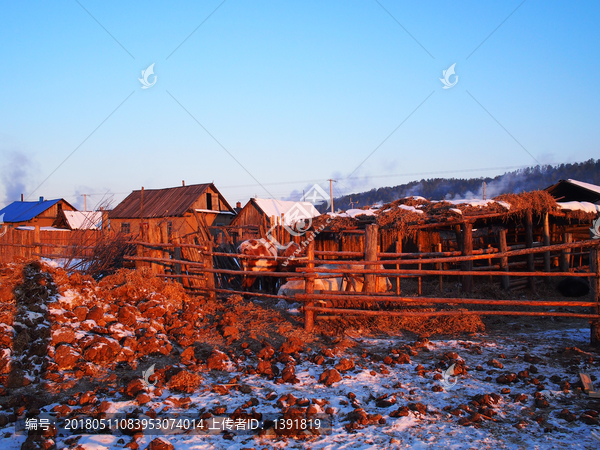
[{"xmin": 237, "ymin": 238, "xmax": 303, "ymax": 291}]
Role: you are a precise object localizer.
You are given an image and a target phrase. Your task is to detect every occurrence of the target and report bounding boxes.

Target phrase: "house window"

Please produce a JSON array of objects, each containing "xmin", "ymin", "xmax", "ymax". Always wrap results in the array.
[
  {"xmin": 121, "ymin": 223, "xmax": 130, "ymax": 233},
  {"xmin": 167, "ymin": 222, "xmax": 172, "ymax": 236},
  {"xmin": 206, "ymin": 193, "xmax": 212, "ymax": 210}
]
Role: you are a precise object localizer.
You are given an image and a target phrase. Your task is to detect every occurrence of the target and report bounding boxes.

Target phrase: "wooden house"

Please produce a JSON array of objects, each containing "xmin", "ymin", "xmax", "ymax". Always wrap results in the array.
[
  {"xmin": 231, "ymin": 198, "xmax": 320, "ymax": 230},
  {"xmin": 0, "ymin": 197, "xmax": 76, "ymax": 229},
  {"xmin": 108, "ymin": 183, "xmax": 236, "ymax": 237},
  {"xmin": 545, "ymin": 179, "xmax": 600, "ymax": 204}
]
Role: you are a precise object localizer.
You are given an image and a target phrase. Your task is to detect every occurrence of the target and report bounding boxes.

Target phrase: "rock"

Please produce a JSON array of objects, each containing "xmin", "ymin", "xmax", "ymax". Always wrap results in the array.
[
  {"xmin": 313, "ymin": 355, "xmax": 325, "ymax": 365},
  {"xmin": 146, "ymin": 438, "xmax": 174, "ymax": 450},
  {"xmin": 319, "ymin": 369, "xmax": 342, "ymax": 386},
  {"xmin": 395, "ymin": 352, "xmax": 411, "ymax": 364},
  {"xmin": 118, "ymin": 306, "xmax": 139, "ymax": 327},
  {"xmin": 51, "ymin": 327, "xmax": 76, "ymax": 345},
  {"xmin": 389, "ymin": 406, "xmax": 410, "ymax": 417},
  {"xmin": 73, "ymin": 306, "xmax": 89, "ymax": 322},
  {"xmin": 257, "ymin": 361, "xmax": 274, "ymax": 377},
  {"xmin": 136, "ymin": 393, "xmax": 151, "ymax": 405},
  {"xmin": 580, "ymin": 414, "xmax": 599, "ymax": 425},
  {"xmin": 86, "ymin": 306, "xmax": 105, "ymax": 325},
  {"xmin": 335, "ymin": 358, "xmax": 355, "ymax": 372},
  {"xmin": 180, "ymin": 347, "xmax": 195, "ymax": 364},
  {"xmin": 280, "ymin": 337, "xmax": 303, "ymax": 354},
  {"xmin": 126, "ymin": 379, "xmax": 147, "ymax": 398},
  {"xmin": 207, "ymin": 350, "xmax": 229, "ymax": 371},
  {"xmin": 409, "ymin": 403, "xmax": 427, "ymax": 415},
  {"xmin": 82, "ymin": 337, "xmax": 120, "ymax": 364},
  {"xmin": 513, "ymin": 393, "xmax": 528, "ymax": 403},
  {"xmin": 54, "ymin": 345, "xmax": 81, "ymax": 370},
  {"xmin": 496, "ymin": 373, "xmax": 518, "ymax": 384},
  {"xmin": 281, "ymin": 364, "xmax": 298, "ymax": 384},
  {"xmin": 375, "ymin": 394, "xmax": 397, "ymax": 408},
  {"xmin": 221, "ymin": 326, "xmax": 239, "ymax": 340}
]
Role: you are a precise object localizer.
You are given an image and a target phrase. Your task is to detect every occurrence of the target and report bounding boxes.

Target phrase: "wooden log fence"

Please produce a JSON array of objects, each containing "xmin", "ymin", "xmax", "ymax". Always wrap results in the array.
[{"xmin": 2, "ymin": 221, "xmax": 599, "ymax": 345}]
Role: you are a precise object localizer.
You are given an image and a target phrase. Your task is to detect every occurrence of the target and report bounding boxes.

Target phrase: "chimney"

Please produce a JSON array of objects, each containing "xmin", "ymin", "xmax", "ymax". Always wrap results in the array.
[
  {"xmin": 236, "ymin": 202, "xmax": 241, "ymax": 209},
  {"xmin": 39, "ymin": 196, "xmax": 44, "ymax": 202},
  {"xmin": 21, "ymin": 194, "xmax": 23, "ymax": 202},
  {"xmin": 182, "ymin": 180, "xmax": 185, "ymax": 186}
]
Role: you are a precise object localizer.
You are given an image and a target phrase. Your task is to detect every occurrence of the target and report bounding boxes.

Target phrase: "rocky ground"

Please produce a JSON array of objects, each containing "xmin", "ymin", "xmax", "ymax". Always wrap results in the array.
[{"xmin": 0, "ymin": 261, "xmax": 599, "ymax": 449}]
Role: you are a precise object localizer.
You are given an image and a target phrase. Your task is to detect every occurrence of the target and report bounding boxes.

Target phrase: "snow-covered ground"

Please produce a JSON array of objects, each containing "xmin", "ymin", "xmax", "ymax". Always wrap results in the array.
[{"xmin": 5, "ymin": 325, "xmax": 599, "ymax": 450}]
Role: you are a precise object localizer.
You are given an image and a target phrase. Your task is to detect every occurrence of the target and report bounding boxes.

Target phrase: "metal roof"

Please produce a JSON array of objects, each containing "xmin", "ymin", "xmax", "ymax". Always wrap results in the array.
[
  {"xmin": 63, "ymin": 211, "xmax": 103, "ymax": 230},
  {"xmin": 545, "ymin": 179, "xmax": 600, "ymax": 204},
  {"xmin": 0, "ymin": 199, "xmax": 61, "ymax": 223},
  {"xmin": 108, "ymin": 183, "xmax": 235, "ymax": 219}
]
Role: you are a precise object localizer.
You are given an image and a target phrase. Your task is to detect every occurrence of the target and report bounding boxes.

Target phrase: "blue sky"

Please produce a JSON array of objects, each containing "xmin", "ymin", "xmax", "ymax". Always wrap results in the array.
[{"xmin": 1, "ymin": 1, "xmax": 598, "ymax": 210}]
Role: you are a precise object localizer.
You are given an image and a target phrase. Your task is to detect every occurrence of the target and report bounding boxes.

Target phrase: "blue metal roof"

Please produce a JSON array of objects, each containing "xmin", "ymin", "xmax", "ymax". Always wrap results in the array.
[{"xmin": 0, "ymin": 199, "xmax": 61, "ymax": 223}]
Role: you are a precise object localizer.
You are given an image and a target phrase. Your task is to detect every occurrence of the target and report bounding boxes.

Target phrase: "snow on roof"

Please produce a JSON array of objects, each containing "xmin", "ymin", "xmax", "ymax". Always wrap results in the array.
[
  {"xmin": 444, "ymin": 198, "xmax": 512, "ymax": 210},
  {"xmin": 567, "ymin": 179, "xmax": 600, "ymax": 196},
  {"xmin": 195, "ymin": 209, "xmax": 235, "ymax": 215},
  {"xmin": 327, "ymin": 208, "xmax": 379, "ymax": 218},
  {"xmin": 64, "ymin": 211, "xmax": 103, "ymax": 230},
  {"xmin": 557, "ymin": 201, "xmax": 600, "ymax": 214},
  {"xmin": 253, "ymin": 198, "xmax": 320, "ymax": 225},
  {"xmin": 398, "ymin": 204, "xmax": 424, "ymax": 214}
]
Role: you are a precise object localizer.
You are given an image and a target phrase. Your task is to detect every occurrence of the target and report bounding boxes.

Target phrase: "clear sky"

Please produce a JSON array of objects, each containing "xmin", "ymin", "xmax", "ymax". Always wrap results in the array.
[{"xmin": 1, "ymin": 1, "xmax": 598, "ymax": 211}]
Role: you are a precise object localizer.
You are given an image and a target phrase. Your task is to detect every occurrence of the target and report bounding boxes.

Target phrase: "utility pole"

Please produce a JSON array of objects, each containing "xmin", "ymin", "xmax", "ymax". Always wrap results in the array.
[
  {"xmin": 328, "ymin": 179, "xmax": 336, "ymax": 213},
  {"xmin": 81, "ymin": 194, "xmax": 88, "ymax": 211},
  {"xmin": 482, "ymin": 182, "xmax": 486, "ymax": 200}
]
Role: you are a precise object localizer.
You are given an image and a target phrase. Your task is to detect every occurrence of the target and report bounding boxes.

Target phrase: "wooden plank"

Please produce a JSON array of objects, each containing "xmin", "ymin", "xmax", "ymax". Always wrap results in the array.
[
  {"xmin": 304, "ymin": 239, "xmax": 315, "ymax": 332},
  {"xmin": 303, "ymin": 306, "xmax": 600, "ymax": 319},
  {"xmin": 525, "ymin": 210, "xmax": 536, "ymax": 292},
  {"xmin": 296, "ymin": 292, "xmax": 600, "ymax": 308},
  {"xmin": 299, "ymin": 267, "xmax": 592, "ymax": 277},
  {"xmin": 590, "ymin": 238, "xmax": 600, "ymax": 346},
  {"xmin": 499, "ymin": 229, "xmax": 510, "ymax": 290},
  {"xmin": 364, "ymin": 224, "xmax": 378, "ymax": 293},
  {"xmin": 580, "ymin": 373, "xmax": 595, "ymax": 392},
  {"xmin": 461, "ymin": 222, "xmax": 473, "ymax": 293}
]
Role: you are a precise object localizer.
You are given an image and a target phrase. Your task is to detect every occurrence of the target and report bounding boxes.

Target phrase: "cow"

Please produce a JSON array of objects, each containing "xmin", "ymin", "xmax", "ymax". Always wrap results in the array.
[
  {"xmin": 278, "ymin": 263, "xmax": 392, "ymax": 302},
  {"xmin": 237, "ymin": 238, "xmax": 304, "ymax": 291}
]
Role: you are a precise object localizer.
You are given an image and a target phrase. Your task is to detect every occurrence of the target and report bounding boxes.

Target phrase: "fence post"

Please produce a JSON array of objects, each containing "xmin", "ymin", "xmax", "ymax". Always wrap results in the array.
[
  {"xmin": 395, "ymin": 239, "xmax": 402, "ymax": 295},
  {"xmin": 560, "ymin": 233, "xmax": 572, "ymax": 272},
  {"xmin": 499, "ymin": 229, "xmax": 510, "ymax": 291},
  {"xmin": 364, "ymin": 224, "xmax": 378, "ymax": 293},
  {"xmin": 436, "ymin": 242, "xmax": 443, "ymax": 292},
  {"xmin": 171, "ymin": 232, "xmax": 182, "ymax": 283},
  {"xmin": 34, "ymin": 226, "xmax": 41, "ymax": 260},
  {"xmin": 590, "ymin": 238, "xmax": 600, "ymax": 346},
  {"xmin": 461, "ymin": 222, "xmax": 473, "ymax": 293},
  {"xmin": 304, "ymin": 238, "xmax": 315, "ymax": 332},
  {"xmin": 543, "ymin": 212, "xmax": 551, "ymax": 285},
  {"xmin": 417, "ymin": 234, "xmax": 422, "ymax": 296},
  {"xmin": 525, "ymin": 210, "xmax": 536, "ymax": 292}
]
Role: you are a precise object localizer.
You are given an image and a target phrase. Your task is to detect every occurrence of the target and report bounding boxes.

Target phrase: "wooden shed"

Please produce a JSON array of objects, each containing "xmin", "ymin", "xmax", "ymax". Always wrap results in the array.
[
  {"xmin": 231, "ymin": 198, "xmax": 320, "ymax": 229},
  {"xmin": 108, "ymin": 183, "xmax": 236, "ymax": 237},
  {"xmin": 0, "ymin": 197, "xmax": 76, "ymax": 229}
]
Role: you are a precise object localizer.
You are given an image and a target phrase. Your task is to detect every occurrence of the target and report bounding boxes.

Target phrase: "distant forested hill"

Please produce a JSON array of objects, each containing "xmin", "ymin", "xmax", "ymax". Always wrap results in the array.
[{"xmin": 323, "ymin": 159, "xmax": 600, "ymax": 212}]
